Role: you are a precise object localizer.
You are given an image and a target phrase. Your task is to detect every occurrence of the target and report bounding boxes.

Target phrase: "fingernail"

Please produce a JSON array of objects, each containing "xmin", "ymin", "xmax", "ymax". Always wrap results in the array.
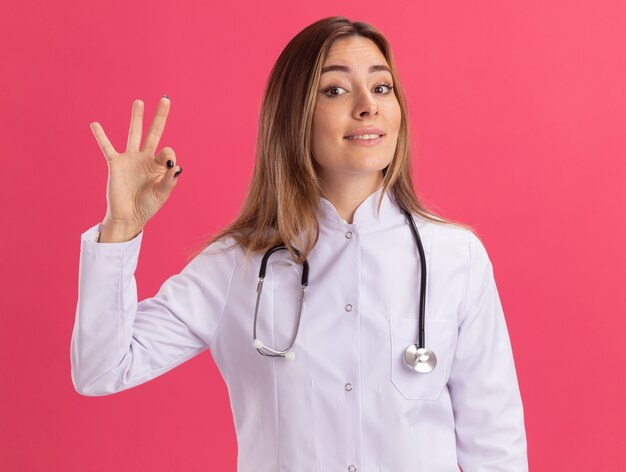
[
  {"xmin": 162, "ymin": 94, "xmax": 170, "ymax": 99},
  {"xmin": 166, "ymin": 159, "xmax": 174, "ymax": 169},
  {"xmin": 174, "ymin": 167, "xmax": 183, "ymax": 178}
]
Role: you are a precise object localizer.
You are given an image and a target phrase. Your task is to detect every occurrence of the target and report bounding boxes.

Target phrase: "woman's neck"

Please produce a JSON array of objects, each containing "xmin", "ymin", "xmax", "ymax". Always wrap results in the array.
[{"xmin": 319, "ymin": 172, "xmax": 384, "ymax": 224}]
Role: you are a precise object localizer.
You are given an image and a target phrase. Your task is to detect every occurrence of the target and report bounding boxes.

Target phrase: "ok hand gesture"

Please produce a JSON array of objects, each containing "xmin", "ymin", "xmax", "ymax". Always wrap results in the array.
[{"xmin": 90, "ymin": 96, "xmax": 182, "ymax": 240}]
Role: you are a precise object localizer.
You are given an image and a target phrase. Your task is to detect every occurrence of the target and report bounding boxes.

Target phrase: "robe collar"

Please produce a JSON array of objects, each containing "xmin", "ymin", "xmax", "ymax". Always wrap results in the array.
[{"xmin": 317, "ymin": 184, "xmax": 400, "ymax": 226}]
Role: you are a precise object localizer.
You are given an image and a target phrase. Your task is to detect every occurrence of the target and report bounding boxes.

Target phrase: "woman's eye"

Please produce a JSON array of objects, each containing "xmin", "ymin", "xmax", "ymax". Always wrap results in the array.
[
  {"xmin": 374, "ymin": 83, "xmax": 394, "ymax": 94},
  {"xmin": 321, "ymin": 82, "xmax": 394, "ymax": 97},
  {"xmin": 323, "ymin": 85, "xmax": 346, "ymax": 97}
]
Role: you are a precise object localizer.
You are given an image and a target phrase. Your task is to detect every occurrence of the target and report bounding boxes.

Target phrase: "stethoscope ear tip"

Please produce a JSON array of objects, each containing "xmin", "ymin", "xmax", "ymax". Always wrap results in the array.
[
  {"xmin": 253, "ymin": 339, "xmax": 264, "ymax": 349},
  {"xmin": 285, "ymin": 351, "xmax": 295, "ymax": 361}
]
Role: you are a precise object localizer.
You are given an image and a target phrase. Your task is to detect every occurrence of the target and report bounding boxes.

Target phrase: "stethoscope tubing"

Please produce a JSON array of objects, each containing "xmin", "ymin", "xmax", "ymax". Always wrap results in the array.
[
  {"xmin": 252, "ymin": 203, "xmax": 435, "ymax": 372},
  {"xmin": 253, "ymin": 246, "xmax": 308, "ymax": 357},
  {"xmin": 400, "ymin": 206, "xmax": 427, "ymax": 351}
]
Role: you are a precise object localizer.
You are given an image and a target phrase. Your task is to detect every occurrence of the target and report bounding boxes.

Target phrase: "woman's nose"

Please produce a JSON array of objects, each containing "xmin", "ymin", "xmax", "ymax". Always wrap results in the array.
[{"xmin": 352, "ymin": 90, "xmax": 378, "ymax": 119}]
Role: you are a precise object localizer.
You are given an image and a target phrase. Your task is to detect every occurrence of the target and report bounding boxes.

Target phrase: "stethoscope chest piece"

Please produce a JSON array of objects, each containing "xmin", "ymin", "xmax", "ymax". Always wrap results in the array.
[{"xmin": 404, "ymin": 344, "xmax": 437, "ymax": 373}]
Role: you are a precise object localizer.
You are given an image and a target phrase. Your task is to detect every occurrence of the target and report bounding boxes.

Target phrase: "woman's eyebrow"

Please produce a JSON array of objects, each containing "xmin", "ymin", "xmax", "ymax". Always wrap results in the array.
[{"xmin": 321, "ymin": 64, "xmax": 391, "ymax": 75}]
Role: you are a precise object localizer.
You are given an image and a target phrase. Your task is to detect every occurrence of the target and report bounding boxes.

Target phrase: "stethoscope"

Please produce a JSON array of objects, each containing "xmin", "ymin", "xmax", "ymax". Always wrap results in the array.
[{"xmin": 251, "ymin": 205, "xmax": 437, "ymax": 374}]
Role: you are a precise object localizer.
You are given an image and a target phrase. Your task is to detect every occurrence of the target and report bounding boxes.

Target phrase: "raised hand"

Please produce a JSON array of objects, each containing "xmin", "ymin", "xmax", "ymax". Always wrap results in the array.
[{"xmin": 90, "ymin": 96, "xmax": 182, "ymax": 241}]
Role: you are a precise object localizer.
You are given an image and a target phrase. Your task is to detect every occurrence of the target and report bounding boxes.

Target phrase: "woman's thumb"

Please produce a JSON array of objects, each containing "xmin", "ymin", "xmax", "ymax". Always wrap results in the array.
[
  {"xmin": 157, "ymin": 164, "xmax": 183, "ymax": 198},
  {"xmin": 154, "ymin": 147, "xmax": 183, "ymax": 198}
]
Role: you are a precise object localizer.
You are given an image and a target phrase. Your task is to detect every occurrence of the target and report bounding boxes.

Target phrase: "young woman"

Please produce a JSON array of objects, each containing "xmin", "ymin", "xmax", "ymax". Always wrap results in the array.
[{"xmin": 71, "ymin": 16, "xmax": 528, "ymax": 471}]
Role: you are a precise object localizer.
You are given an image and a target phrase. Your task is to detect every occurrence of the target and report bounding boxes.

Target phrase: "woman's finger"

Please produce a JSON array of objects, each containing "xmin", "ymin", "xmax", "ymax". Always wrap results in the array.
[
  {"xmin": 89, "ymin": 122, "xmax": 117, "ymax": 161},
  {"xmin": 141, "ymin": 96, "xmax": 171, "ymax": 156},
  {"xmin": 154, "ymin": 161, "xmax": 181, "ymax": 201},
  {"xmin": 154, "ymin": 146, "xmax": 176, "ymax": 169},
  {"xmin": 126, "ymin": 99, "xmax": 144, "ymax": 152}
]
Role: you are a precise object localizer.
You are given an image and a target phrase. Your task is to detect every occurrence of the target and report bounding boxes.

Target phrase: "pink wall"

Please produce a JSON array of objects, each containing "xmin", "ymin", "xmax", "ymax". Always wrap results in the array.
[{"xmin": 1, "ymin": 0, "xmax": 625, "ymax": 470}]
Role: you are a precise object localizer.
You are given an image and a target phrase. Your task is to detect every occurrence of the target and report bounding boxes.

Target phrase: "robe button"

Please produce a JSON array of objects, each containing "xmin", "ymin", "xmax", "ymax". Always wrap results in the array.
[
  {"xmin": 345, "ymin": 304, "xmax": 352, "ymax": 312},
  {"xmin": 345, "ymin": 231, "xmax": 353, "ymax": 239}
]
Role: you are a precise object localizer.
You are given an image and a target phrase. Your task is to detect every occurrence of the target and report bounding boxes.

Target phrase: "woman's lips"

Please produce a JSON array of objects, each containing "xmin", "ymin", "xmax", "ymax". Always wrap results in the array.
[{"xmin": 343, "ymin": 135, "xmax": 384, "ymax": 146}]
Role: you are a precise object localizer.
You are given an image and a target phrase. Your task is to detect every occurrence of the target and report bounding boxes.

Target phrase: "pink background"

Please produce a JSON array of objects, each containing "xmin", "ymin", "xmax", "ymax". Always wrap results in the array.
[{"xmin": 1, "ymin": 0, "xmax": 625, "ymax": 470}]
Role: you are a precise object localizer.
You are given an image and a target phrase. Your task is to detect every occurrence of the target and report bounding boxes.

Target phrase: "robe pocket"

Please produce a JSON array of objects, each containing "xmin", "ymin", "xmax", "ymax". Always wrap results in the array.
[{"xmin": 389, "ymin": 317, "xmax": 456, "ymax": 400}]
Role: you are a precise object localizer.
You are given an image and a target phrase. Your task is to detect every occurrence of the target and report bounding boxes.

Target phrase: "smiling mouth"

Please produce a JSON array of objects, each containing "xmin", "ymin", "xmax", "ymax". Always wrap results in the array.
[
  {"xmin": 343, "ymin": 134, "xmax": 384, "ymax": 147},
  {"xmin": 344, "ymin": 134, "xmax": 384, "ymax": 140}
]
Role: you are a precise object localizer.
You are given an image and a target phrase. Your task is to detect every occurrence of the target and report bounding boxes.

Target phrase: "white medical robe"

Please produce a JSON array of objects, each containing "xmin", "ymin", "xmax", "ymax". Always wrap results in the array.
[{"xmin": 70, "ymin": 186, "xmax": 528, "ymax": 471}]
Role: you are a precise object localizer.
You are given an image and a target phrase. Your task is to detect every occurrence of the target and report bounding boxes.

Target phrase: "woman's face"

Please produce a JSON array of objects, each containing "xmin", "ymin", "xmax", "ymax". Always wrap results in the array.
[{"xmin": 311, "ymin": 35, "xmax": 401, "ymax": 188}]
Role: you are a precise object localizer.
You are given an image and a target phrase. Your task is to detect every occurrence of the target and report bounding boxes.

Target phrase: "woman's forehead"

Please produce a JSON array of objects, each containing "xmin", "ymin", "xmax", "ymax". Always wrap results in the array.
[{"xmin": 323, "ymin": 37, "xmax": 389, "ymax": 72}]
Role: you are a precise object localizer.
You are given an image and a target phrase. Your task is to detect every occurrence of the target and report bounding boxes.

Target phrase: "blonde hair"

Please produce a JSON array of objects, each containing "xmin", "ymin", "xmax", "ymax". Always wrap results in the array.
[{"xmin": 188, "ymin": 16, "xmax": 474, "ymax": 265}]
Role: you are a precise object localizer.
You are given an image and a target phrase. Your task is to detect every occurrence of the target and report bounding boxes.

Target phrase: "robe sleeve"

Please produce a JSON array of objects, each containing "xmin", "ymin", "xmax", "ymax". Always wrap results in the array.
[
  {"xmin": 70, "ymin": 221, "xmax": 237, "ymax": 396},
  {"xmin": 448, "ymin": 232, "xmax": 528, "ymax": 471}
]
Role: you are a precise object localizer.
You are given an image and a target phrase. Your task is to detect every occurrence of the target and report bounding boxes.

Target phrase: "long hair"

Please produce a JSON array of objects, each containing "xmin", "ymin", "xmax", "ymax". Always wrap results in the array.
[{"xmin": 187, "ymin": 16, "xmax": 473, "ymax": 265}]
